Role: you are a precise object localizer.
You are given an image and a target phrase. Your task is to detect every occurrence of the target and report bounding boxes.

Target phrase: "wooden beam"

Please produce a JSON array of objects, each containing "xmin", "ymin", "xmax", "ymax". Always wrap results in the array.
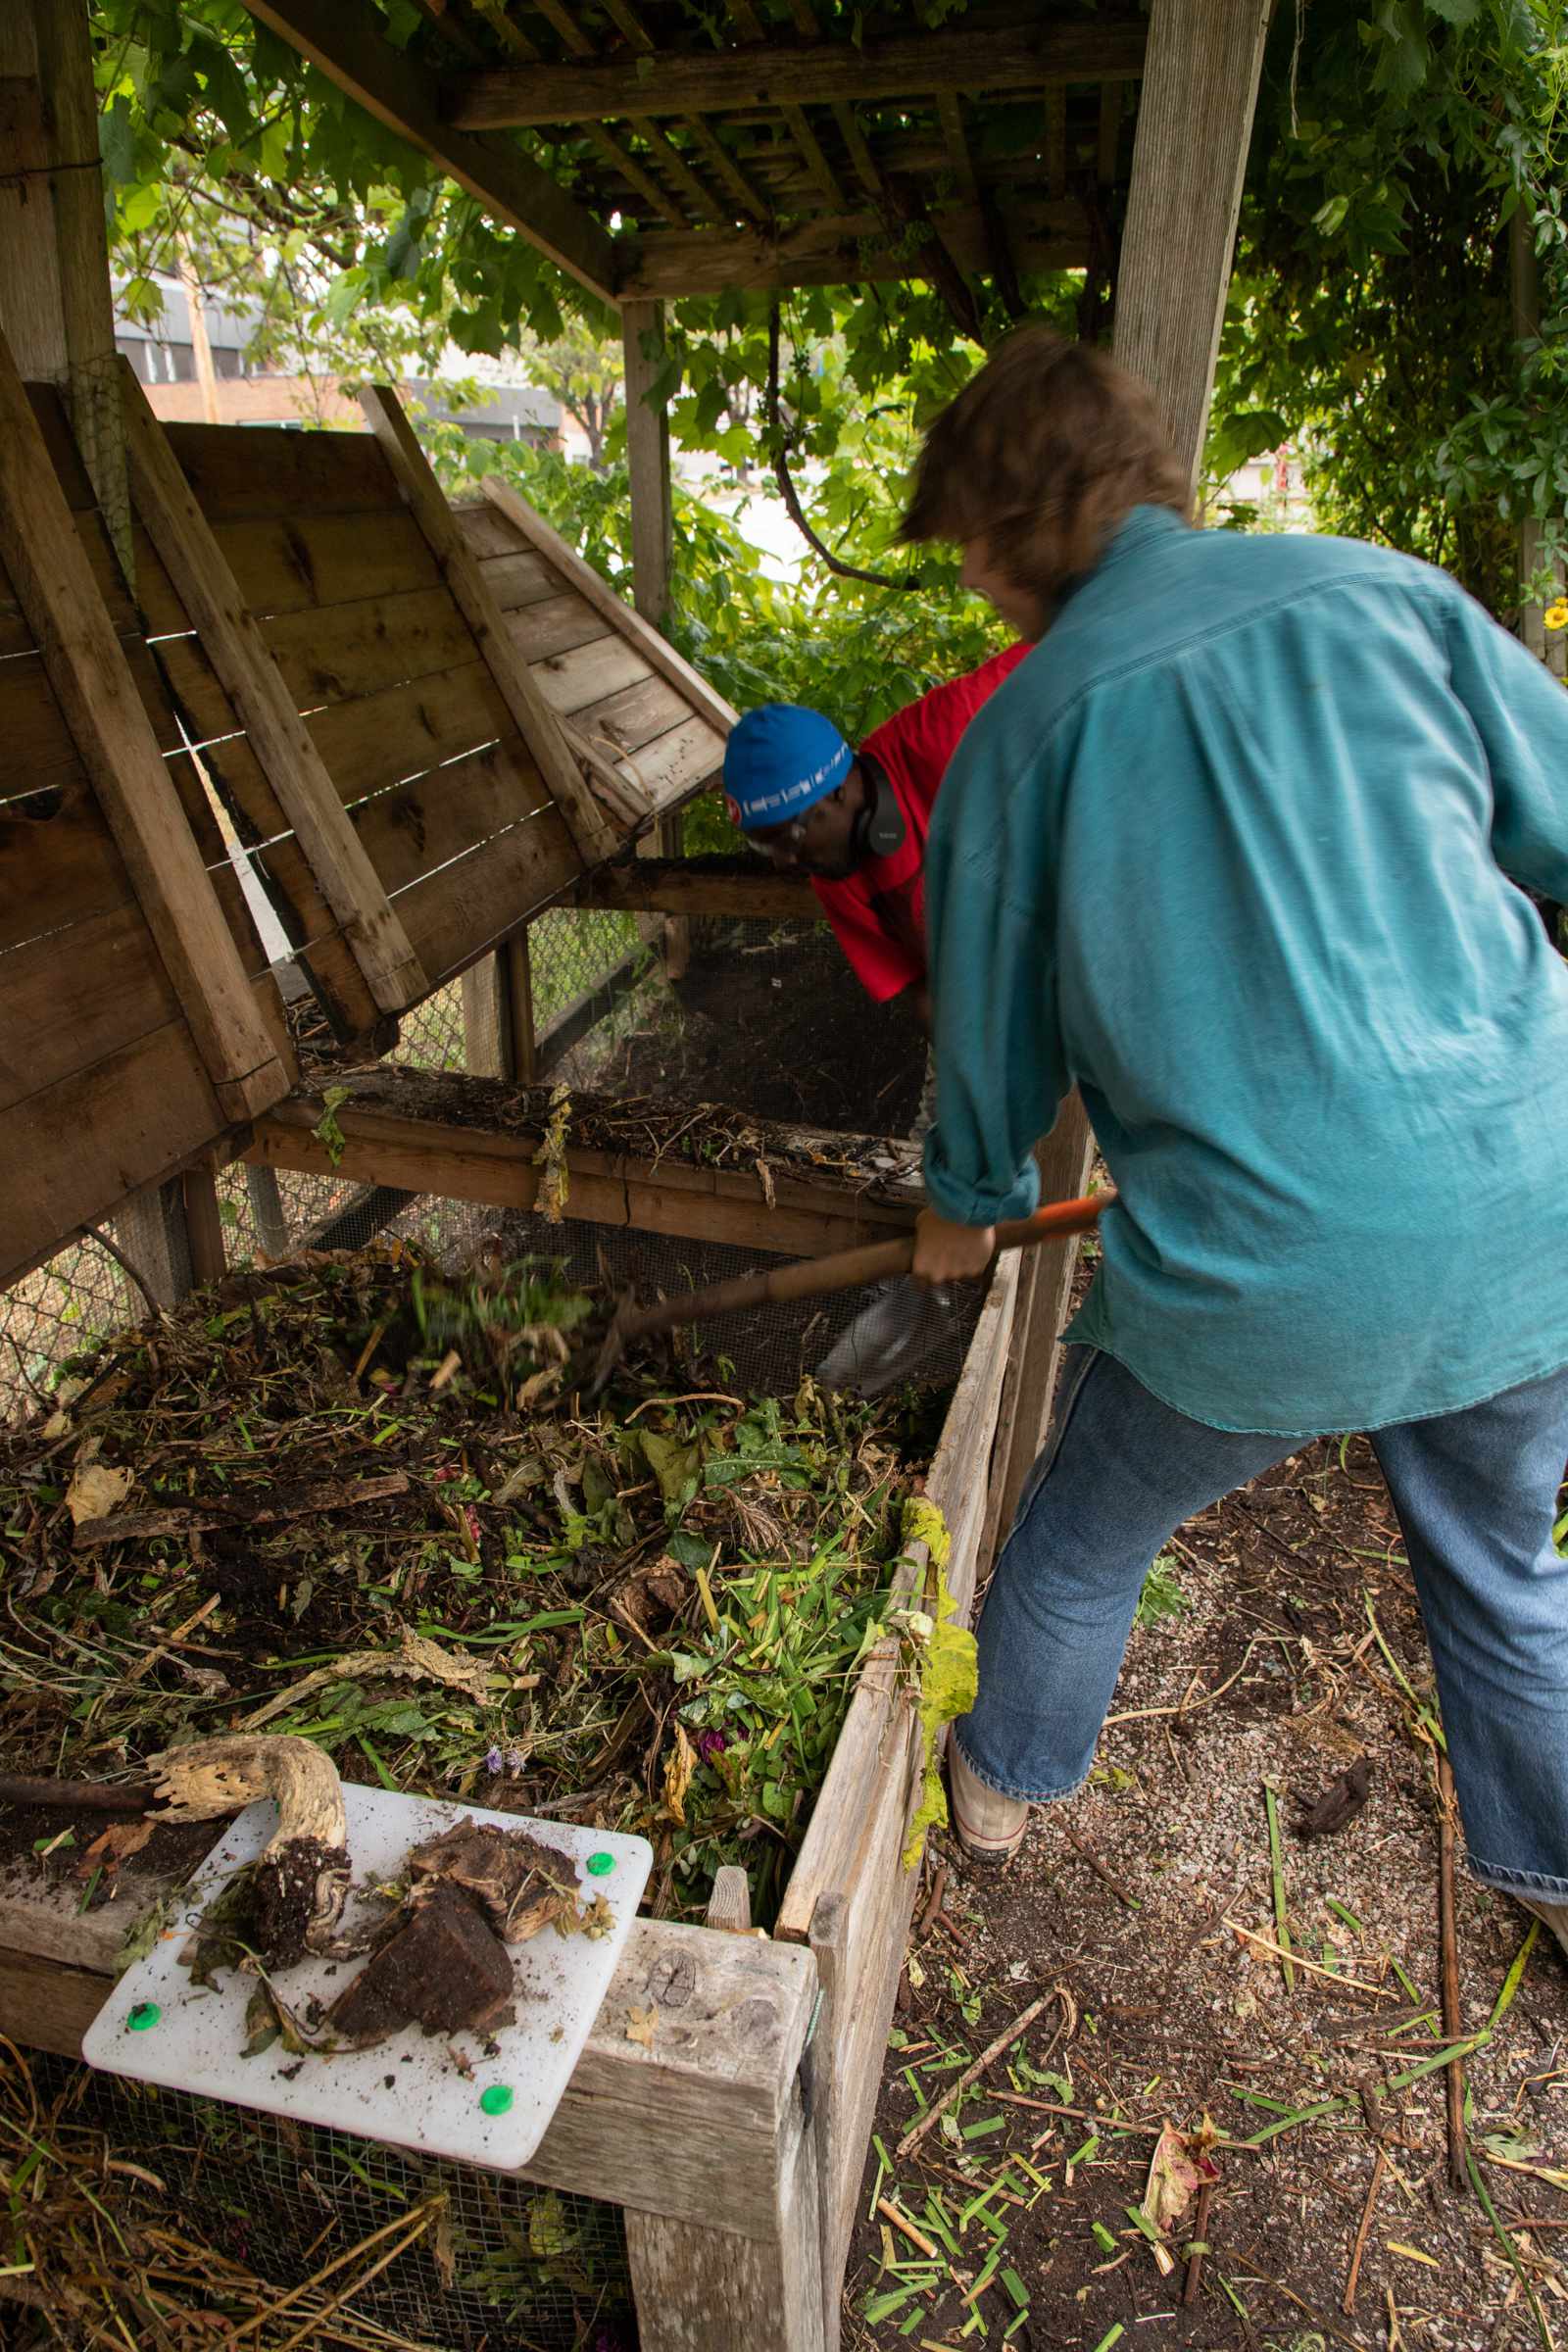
[
  {"xmin": 0, "ymin": 332, "xmax": 287, "ymax": 1124},
  {"xmin": 243, "ymin": 1071, "xmax": 922, "ymax": 1259},
  {"xmin": 0, "ymin": 1896, "xmax": 819, "ymax": 2244},
  {"xmin": 120, "ymin": 364, "xmax": 430, "ymax": 1016},
  {"xmin": 359, "ymin": 382, "xmax": 618, "ymax": 864},
  {"xmin": 1112, "ymin": 0, "xmax": 1272, "ymax": 493},
  {"xmin": 449, "ymin": 20, "xmax": 1149, "ymax": 127},
  {"xmin": 479, "ymin": 473, "xmax": 739, "ymax": 740},
  {"xmin": 0, "ymin": 0, "xmax": 130, "ymax": 576},
  {"xmin": 180, "ymin": 1154, "xmax": 228, "ymax": 1288},
  {"xmin": 622, "ymin": 300, "xmax": 673, "ymax": 630},
  {"xmin": 616, "ymin": 200, "xmax": 1087, "ymax": 297},
  {"xmin": 236, "ymin": 0, "xmax": 617, "ymax": 303},
  {"xmin": 574, "ymin": 858, "xmax": 816, "ymax": 920}
]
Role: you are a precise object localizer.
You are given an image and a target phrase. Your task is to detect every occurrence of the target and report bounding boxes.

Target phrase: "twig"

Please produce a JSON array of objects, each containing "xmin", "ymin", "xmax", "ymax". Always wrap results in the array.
[
  {"xmin": 895, "ymin": 1995, "xmax": 1052, "ymax": 2161},
  {"xmin": 917, "ymin": 1857, "xmax": 949, "ymax": 1938},
  {"xmin": 0, "ymin": 1773, "xmax": 154, "ymax": 1814},
  {"xmin": 1222, "ymin": 1918, "xmax": 1389, "ymax": 1995},
  {"xmin": 1436, "ymin": 1749, "xmax": 1467, "ymax": 2191},
  {"xmin": 877, "ymin": 2197, "xmax": 939, "ymax": 2257},
  {"xmin": 1343, "ymin": 2147, "xmax": 1387, "ymax": 2313},
  {"xmin": 1183, "ymin": 2180, "xmax": 1214, "ymax": 2307},
  {"xmin": 81, "ymin": 1223, "xmax": 167, "ymax": 1322},
  {"xmin": 1060, "ymin": 1822, "xmax": 1139, "ymax": 1908}
]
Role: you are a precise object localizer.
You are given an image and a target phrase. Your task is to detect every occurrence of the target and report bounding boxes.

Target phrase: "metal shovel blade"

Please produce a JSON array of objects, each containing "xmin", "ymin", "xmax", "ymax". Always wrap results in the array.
[{"xmin": 813, "ymin": 1278, "xmax": 961, "ymax": 1396}]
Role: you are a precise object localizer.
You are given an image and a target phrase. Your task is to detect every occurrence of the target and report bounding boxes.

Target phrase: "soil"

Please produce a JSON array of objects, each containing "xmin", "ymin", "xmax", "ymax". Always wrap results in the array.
[
  {"xmin": 570, "ymin": 919, "xmax": 929, "ymax": 1136},
  {"xmin": 842, "ymin": 1427, "xmax": 1568, "ymax": 2351}
]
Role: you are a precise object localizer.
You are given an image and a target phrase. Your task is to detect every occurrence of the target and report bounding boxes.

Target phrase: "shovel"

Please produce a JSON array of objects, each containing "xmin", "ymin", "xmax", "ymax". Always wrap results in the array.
[{"xmin": 582, "ymin": 1190, "xmax": 1111, "ymax": 1398}]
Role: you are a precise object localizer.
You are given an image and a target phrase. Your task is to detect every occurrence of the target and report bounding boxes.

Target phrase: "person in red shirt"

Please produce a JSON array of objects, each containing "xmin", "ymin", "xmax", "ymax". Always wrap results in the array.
[{"xmin": 721, "ymin": 643, "xmax": 1032, "ymax": 1025}]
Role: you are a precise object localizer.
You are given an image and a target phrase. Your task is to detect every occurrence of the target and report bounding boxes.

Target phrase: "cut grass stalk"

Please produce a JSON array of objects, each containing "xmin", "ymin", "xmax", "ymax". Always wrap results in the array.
[{"xmin": 1264, "ymin": 1782, "xmax": 1294, "ymax": 1990}]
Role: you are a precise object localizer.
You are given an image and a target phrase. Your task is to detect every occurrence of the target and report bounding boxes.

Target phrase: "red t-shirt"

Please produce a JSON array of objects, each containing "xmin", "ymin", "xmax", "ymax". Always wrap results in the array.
[{"xmin": 812, "ymin": 643, "xmax": 1033, "ymax": 1001}]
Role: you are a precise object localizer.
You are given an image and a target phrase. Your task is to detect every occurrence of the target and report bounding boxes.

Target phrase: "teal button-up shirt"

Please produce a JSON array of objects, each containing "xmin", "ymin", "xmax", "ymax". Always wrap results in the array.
[{"xmin": 923, "ymin": 508, "xmax": 1568, "ymax": 1433}]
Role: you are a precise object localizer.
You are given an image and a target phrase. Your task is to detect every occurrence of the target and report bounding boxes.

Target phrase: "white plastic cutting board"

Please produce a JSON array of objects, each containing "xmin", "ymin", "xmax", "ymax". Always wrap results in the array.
[{"xmin": 83, "ymin": 1788, "xmax": 652, "ymax": 2169}]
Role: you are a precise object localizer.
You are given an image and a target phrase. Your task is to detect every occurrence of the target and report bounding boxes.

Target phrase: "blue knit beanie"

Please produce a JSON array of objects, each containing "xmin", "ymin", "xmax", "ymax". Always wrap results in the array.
[{"xmin": 723, "ymin": 704, "xmax": 853, "ymax": 831}]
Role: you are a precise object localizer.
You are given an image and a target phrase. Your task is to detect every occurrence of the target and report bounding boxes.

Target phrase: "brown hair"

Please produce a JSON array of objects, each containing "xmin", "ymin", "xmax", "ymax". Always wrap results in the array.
[{"xmin": 900, "ymin": 325, "xmax": 1190, "ymax": 601}]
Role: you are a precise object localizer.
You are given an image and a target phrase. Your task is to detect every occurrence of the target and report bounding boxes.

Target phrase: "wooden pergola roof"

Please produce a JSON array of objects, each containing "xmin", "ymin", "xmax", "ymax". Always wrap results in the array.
[{"xmin": 242, "ymin": 0, "xmax": 1149, "ymax": 307}]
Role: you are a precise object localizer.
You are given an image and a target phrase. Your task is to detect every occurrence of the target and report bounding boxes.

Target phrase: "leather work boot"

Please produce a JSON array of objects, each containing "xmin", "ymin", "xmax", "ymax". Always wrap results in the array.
[
  {"xmin": 948, "ymin": 1741, "xmax": 1027, "ymax": 1864},
  {"xmin": 1522, "ymin": 1896, "xmax": 1568, "ymax": 1963}
]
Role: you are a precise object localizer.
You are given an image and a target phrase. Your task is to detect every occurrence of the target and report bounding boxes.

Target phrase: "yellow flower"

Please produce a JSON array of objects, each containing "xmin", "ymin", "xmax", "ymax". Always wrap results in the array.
[{"xmin": 1544, "ymin": 600, "xmax": 1568, "ymax": 631}]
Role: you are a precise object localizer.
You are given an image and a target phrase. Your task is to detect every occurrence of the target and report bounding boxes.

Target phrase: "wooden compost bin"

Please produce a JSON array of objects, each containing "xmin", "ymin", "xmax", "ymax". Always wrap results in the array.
[
  {"xmin": 0, "ymin": 343, "xmax": 1030, "ymax": 2349},
  {"xmin": 0, "ymin": 1232, "xmax": 1023, "ymax": 2352}
]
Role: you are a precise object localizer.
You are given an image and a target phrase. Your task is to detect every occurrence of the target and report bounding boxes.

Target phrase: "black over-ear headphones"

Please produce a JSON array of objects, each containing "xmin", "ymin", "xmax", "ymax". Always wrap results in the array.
[{"xmin": 848, "ymin": 758, "xmax": 907, "ymax": 863}]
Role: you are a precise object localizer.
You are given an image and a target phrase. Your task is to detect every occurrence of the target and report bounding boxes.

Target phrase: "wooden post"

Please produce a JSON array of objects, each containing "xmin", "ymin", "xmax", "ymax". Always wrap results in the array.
[
  {"xmin": 113, "ymin": 1181, "xmax": 192, "ymax": 1310},
  {"xmin": 621, "ymin": 298, "xmax": 691, "ymax": 974},
  {"xmin": 0, "ymin": 0, "xmax": 131, "ymax": 580},
  {"xmin": 244, "ymin": 1164, "xmax": 290, "ymax": 1259},
  {"xmin": 460, "ymin": 931, "xmax": 537, "ymax": 1083},
  {"xmin": 992, "ymin": 0, "xmax": 1272, "ymax": 1545},
  {"xmin": 180, "ymin": 1156, "xmax": 228, "ymax": 1288},
  {"xmin": 625, "ymin": 2098, "xmax": 826, "ymax": 2352},
  {"xmin": 177, "ymin": 246, "xmax": 221, "ymax": 425}
]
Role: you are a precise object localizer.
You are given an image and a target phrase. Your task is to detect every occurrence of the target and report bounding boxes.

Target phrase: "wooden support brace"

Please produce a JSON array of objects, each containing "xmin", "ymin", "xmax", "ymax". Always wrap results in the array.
[
  {"xmin": 119, "ymin": 363, "xmax": 429, "ymax": 1016},
  {"xmin": 461, "ymin": 930, "xmax": 538, "ymax": 1084},
  {"xmin": 358, "ymin": 383, "xmax": 619, "ymax": 865},
  {"xmin": 0, "ymin": 332, "xmax": 287, "ymax": 1125},
  {"xmin": 573, "ymin": 859, "xmax": 816, "ymax": 921},
  {"xmin": 242, "ymin": 1072, "xmax": 921, "ymax": 1260}
]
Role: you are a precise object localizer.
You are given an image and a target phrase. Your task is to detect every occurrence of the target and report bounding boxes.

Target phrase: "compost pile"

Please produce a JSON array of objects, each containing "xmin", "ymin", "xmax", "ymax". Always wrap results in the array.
[{"xmin": 0, "ymin": 1244, "xmax": 934, "ymax": 1929}]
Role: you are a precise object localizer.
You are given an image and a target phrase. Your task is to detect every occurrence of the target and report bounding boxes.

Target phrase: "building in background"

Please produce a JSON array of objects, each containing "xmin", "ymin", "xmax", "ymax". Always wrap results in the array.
[{"xmin": 114, "ymin": 272, "xmax": 562, "ymax": 445}]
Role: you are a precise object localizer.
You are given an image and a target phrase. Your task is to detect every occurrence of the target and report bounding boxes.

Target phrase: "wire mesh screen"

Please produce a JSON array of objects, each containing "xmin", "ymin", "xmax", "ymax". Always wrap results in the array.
[
  {"xmin": 1, "ymin": 895, "xmax": 933, "ymax": 1420},
  {"xmin": 26, "ymin": 2054, "xmax": 633, "ymax": 2351}
]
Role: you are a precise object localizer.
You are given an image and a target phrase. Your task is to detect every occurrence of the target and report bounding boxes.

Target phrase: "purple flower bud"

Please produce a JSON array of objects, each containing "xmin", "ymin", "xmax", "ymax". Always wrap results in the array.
[
  {"xmin": 506, "ymin": 1747, "xmax": 525, "ymax": 1774},
  {"xmin": 485, "ymin": 1745, "xmax": 504, "ymax": 1774},
  {"xmin": 693, "ymin": 1729, "xmax": 727, "ymax": 1764}
]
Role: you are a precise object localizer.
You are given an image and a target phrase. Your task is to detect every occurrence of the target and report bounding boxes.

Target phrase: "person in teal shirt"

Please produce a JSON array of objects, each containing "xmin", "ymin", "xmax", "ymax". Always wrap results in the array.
[{"xmin": 899, "ymin": 326, "xmax": 1568, "ymax": 1947}]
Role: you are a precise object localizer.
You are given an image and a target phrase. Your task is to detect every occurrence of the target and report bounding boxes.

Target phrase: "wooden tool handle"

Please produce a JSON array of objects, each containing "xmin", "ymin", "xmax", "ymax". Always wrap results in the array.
[{"xmin": 620, "ymin": 1190, "xmax": 1112, "ymax": 1347}]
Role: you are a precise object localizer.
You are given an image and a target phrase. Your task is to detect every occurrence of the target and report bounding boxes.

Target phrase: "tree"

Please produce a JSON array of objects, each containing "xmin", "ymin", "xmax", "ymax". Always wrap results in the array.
[
  {"xmin": 523, "ymin": 334, "xmax": 621, "ymax": 472},
  {"xmin": 1206, "ymin": 0, "xmax": 1568, "ymax": 618}
]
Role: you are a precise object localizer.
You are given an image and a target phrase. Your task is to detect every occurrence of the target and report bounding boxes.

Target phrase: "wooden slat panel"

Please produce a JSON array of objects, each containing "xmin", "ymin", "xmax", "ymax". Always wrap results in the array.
[
  {"xmin": 533, "ymin": 632, "xmax": 651, "ymax": 716},
  {"xmin": 479, "ymin": 476, "xmax": 739, "ymax": 739},
  {"xmin": 0, "ymin": 897, "xmax": 181, "ymax": 1115},
  {"xmin": 210, "ymin": 509, "xmax": 441, "ymax": 619},
  {"xmin": 259, "ymin": 585, "xmax": 477, "ymax": 709},
  {"xmin": 618, "ymin": 713, "xmax": 728, "ymax": 804},
  {"xmin": 1, "ymin": 1018, "xmax": 220, "ymax": 1284},
  {"xmin": 456, "ymin": 498, "xmax": 529, "ymax": 561},
  {"xmin": 0, "ymin": 647, "xmax": 90, "ymax": 798},
  {"xmin": 504, "ymin": 591, "xmax": 615, "ymax": 664},
  {"xmin": 161, "ymin": 420, "xmax": 395, "ymax": 522},
  {"xmin": 0, "ymin": 775, "xmax": 127, "ymax": 953},
  {"xmin": 305, "ymin": 656, "xmax": 514, "ymax": 808},
  {"xmin": 354, "ymin": 732, "xmax": 556, "ymax": 897},
  {"xmin": 577, "ymin": 671, "xmax": 691, "ymax": 757},
  {"xmin": 476, "ymin": 545, "xmax": 561, "ymax": 608},
  {"xmin": 391, "ymin": 800, "xmax": 582, "ymax": 983}
]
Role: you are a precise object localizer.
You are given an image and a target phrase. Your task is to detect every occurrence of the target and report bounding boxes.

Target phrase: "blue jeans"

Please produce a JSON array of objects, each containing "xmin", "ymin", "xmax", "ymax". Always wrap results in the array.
[{"xmin": 956, "ymin": 1348, "xmax": 1568, "ymax": 1899}]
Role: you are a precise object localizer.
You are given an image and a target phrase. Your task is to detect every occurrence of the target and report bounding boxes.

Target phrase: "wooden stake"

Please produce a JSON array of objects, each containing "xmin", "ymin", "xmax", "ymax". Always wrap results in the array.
[
  {"xmin": 894, "ymin": 1995, "xmax": 1050, "ymax": 2161},
  {"xmin": 0, "ymin": 328, "xmax": 286, "ymax": 1124}
]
